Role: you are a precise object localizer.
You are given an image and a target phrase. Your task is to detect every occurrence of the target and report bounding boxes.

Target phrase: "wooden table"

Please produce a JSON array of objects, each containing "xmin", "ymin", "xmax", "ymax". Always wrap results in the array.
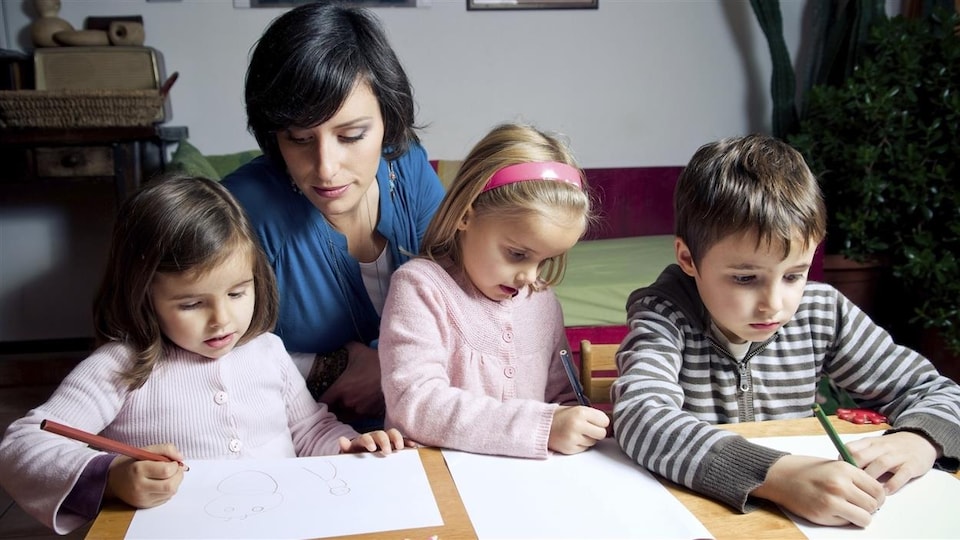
[
  {"xmin": 86, "ymin": 447, "xmax": 477, "ymax": 540},
  {"xmin": 85, "ymin": 417, "xmax": 956, "ymax": 539},
  {"xmin": 665, "ymin": 416, "xmax": 903, "ymax": 540}
]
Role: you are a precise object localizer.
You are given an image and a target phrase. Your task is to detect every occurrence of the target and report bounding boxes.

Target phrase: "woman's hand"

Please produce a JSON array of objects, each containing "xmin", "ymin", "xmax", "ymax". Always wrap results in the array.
[
  {"xmin": 320, "ymin": 342, "xmax": 385, "ymax": 419},
  {"xmin": 104, "ymin": 444, "xmax": 185, "ymax": 508},
  {"xmin": 547, "ymin": 405, "xmax": 609, "ymax": 455},
  {"xmin": 338, "ymin": 428, "xmax": 408, "ymax": 454}
]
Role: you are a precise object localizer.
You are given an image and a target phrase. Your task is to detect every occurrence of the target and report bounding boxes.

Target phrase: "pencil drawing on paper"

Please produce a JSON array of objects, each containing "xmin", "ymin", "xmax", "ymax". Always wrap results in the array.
[
  {"xmin": 202, "ymin": 460, "xmax": 352, "ymax": 521},
  {"xmin": 204, "ymin": 470, "xmax": 283, "ymax": 520},
  {"xmin": 303, "ymin": 460, "xmax": 352, "ymax": 496}
]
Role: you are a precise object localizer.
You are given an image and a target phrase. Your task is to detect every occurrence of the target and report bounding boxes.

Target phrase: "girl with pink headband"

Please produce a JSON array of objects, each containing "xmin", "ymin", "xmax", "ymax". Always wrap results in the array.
[{"xmin": 379, "ymin": 123, "xmax": 610, "ymax": 458}]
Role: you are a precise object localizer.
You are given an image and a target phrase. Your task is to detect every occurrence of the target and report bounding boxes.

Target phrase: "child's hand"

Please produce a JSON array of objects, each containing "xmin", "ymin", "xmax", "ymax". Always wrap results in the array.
[
  {"xmin": 105, "ymin": 443, "xmax": 185, "ymax": 509},
  {"xmin": 753, "ymin": 454, "xmax": 885, "ymax": 527},
  {"xmin": 846, "ymin": 431, "xmax": 939, "ymax": 494},
  {"xmin": 547, "ymin": 405, "xmax": 610, "ymax": 455},
  {"xmin": 338, "ymin": 428, "xmax": 406, "ymax": 454}
]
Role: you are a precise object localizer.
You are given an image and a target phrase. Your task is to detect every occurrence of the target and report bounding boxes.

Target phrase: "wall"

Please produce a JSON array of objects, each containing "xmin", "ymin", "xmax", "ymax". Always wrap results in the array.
[
  {"xmin": 2, "ymin": 0, "xmax": 812, "ymax": 167},
  {"xmin": 0, "ymin": 0, "xmax": 870, "ymax": 342}
]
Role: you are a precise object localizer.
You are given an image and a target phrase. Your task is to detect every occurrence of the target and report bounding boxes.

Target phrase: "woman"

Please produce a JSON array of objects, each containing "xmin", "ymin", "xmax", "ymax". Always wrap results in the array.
[{"xmin": 222, "ymin": 3, "xmax": 444, "ymax": 428}]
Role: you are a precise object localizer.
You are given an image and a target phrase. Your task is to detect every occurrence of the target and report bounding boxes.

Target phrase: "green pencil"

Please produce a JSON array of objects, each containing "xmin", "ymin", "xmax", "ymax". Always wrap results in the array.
[{"xmin": 812, "ymin": 404, "xmax": 858, "ymax": 466}]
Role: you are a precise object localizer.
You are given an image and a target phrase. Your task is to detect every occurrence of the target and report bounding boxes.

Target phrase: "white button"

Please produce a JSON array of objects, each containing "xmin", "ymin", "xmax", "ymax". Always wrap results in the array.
[
  {"xmin": 504, "ymin": 366, "xmax": 516, "ymax": 378},
  {"xmin": 214, "ymin": 391, "xmax": 228, "ymax": 405},
  {"xmin": 502, "ymin": 331, "xmax": 513, "ymax": 342},
  {"xmin": 229, "ymin": 438, "xmax": 242, "ymax": 453}
]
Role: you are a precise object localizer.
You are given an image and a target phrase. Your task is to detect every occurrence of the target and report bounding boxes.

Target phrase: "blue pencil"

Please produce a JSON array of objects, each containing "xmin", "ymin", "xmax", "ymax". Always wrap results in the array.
[{"xmin": 559, "ymin": 349, "xmax": 591, "ymax": 406}]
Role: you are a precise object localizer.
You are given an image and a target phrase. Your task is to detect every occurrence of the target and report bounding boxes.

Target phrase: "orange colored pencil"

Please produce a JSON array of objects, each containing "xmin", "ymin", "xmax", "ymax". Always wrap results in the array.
[{"xmin": 41, "ymin": 419, "xmax": 186, "ymax": 467}]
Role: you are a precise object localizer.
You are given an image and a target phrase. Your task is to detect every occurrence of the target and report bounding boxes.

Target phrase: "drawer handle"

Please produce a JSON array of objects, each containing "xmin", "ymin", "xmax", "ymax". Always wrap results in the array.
[{"xmin": 60, "ymin": 153, "xmax": 86, "ymax": 168}]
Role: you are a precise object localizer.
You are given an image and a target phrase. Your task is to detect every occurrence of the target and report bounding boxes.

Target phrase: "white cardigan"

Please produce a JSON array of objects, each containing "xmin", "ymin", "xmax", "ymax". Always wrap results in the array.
[{"xmin": 0, "ymin": 333, "xmax": 358, "ymax": 534}]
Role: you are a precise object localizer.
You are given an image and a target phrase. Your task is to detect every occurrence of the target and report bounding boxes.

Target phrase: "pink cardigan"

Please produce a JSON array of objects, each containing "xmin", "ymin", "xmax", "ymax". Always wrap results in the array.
[
  {"xmin": 380, "ymin": 258, "xmax": 576, "ymax": 459},
  {"xmin": 0, "ymin": 333, "xmax": 358, "ymax": 534}
]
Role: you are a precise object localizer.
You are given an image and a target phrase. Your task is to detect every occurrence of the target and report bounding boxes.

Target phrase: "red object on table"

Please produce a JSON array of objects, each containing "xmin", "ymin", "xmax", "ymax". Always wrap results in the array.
[{"xmin": 836, "ymin": 408, "xmax": 888, "ymax": 424}]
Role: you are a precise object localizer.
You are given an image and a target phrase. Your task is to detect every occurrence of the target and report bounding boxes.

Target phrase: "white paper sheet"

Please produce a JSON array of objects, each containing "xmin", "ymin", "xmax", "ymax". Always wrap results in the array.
[
  {"xmin": 750, "ymin": 434, "xmax": 960, "ymax": 539},
  {"xmin": 125, "ymin": 450, "xmax": 442, "ymax": 539},
  {"xmin": 441, "ymin": 438, "xmax": 712, "ymax": 540}
]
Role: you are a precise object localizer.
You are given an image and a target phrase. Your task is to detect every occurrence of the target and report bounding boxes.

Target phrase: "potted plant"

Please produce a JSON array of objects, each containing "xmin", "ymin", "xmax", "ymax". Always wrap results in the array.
[
  {"xmin": 749, "ymin": 0, "xmax": 886, "ymax": 140},
  {"xmin": 750, "ymin": 1, "xmax": 890, "ymax": 319},
  {"xmin": 789, "ymin": 11, "xmax": 960, "ymax": 368}
]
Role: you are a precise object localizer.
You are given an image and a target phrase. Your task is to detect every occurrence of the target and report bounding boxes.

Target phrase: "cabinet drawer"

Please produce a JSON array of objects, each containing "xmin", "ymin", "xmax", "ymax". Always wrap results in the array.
[{"xmin": 35, "ymin": 146, "xmax": 114, "ymax": 177}]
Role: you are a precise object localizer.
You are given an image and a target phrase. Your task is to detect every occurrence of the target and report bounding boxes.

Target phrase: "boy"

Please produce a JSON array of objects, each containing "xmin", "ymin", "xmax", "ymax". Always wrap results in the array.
[{"xmin": 612, "ymin": 135, "xmax": 960, "ymax": 528}]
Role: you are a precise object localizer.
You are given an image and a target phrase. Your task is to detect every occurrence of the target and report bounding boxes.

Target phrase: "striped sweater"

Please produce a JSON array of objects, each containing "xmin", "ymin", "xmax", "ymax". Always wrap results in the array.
[{"xmin": 612, "ymin": 264, "xmax": 960, "ymax": 512}]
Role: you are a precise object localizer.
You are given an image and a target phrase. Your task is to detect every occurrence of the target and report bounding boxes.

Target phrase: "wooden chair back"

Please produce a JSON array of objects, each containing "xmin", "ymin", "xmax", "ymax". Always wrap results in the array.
[{"xmin": 578, "ymin": 339, "xmax": 619, "ymax": 406}]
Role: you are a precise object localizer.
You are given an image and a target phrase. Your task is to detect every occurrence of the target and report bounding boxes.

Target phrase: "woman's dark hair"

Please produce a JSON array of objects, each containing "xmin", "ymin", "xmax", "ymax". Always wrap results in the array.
[
  {"xmin": 245, "ymin": 2, "xmax": 419, "ymax": 165},
  {"xmin": 93, "ymin": 174, "xmax": 279, "ymax": 389}
]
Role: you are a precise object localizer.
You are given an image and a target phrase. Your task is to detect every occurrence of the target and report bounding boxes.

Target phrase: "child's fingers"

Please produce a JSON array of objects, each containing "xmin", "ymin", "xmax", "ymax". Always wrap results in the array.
[
  {"xmin": 851, "ymin": 471, "xmax": 886, "ymax": 508},
  {"xmin": 355, "ymin": 433, "xmax": 377, "ymax": 453},
  {"xmin": 386, "ymin": 428, "xmax": 405, "ymax": 450},
  {"xmin": 584, "ymin": 407, "xmax": 611, "ymax": 428},
  {"xmin": 337, "ymin": 436, "xmax": 352, "ymax": 454},
  {"xmin": 583, "ymin": 422, "xmax": 608, "ymax": 442},
  {"xmin": 880, "ymin": 466, "xmax": 914, "ymax": 495},
  {"xmin": 355, "ymin": 431, "xmax": 398, "ymax": 454},
  {"xmin": 370, "ymin": 431, "xmax": 393, "ymax": 454},
  {"xmin": 141, "ymin": 444, "xmax": 189, "ymax": 471},
  {"xmin": 144, "ymin": 443, "xmax": 185, "ymax": 462},
  {"xmin": 835, "ymin": 502, "xmax": 876, "ymax": 529},
  {"xmin": 135, "ymin": 459, "xmax": 183, "ymax": 481}
]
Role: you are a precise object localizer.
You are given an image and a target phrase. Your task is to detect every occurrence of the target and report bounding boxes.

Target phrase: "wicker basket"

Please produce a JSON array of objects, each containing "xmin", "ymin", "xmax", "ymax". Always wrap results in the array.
[{"xmin": 0, "ymin": 89, "xmax": 165, "ymax": 128}]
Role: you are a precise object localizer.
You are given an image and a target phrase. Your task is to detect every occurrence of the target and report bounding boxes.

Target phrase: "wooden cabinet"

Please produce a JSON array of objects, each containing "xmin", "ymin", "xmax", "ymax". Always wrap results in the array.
[
  {"xmin": 0, "ymin": 125, "xmax": 187, "ymax": 355},
  {"xmin": 0, "ymin": 125, "xmax": 186, "ymax": 202}
]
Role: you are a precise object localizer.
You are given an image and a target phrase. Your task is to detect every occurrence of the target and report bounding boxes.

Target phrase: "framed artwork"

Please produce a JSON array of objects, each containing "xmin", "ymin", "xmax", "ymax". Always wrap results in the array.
[
  {"xmin": 237, "ymin": 0, "xmax": 417, "ymax": 8},
  {"xmin": 467, "ymin": 0, "xmax": 597, "ymax": 10}
]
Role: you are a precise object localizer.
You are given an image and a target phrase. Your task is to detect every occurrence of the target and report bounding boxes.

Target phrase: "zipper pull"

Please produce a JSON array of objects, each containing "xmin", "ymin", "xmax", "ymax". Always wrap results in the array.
[{"xmin": 738, "ymin": 363, "xmax": 750, "ymax": 392}]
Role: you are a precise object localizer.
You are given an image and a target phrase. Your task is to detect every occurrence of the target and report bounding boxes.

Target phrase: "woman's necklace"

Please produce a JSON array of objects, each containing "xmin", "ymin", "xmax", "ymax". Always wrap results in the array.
[
  {"xmin": 293, "ymin": 166, "xmax": 393, "ymax": 339},
  {"xmin": 364, "ymin": 183, "xmax": 385, "ymax": 303}
]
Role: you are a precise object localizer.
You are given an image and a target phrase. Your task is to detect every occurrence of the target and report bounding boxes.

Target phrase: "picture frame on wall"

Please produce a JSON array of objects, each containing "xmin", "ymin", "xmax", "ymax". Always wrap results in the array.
[
  {"xmin": 237, "ymin": 0, "xmax": 418, "ymax": 7},
  {"xmin": 466, "ymin": 0, "xmax": 597, "ymax": 10}
]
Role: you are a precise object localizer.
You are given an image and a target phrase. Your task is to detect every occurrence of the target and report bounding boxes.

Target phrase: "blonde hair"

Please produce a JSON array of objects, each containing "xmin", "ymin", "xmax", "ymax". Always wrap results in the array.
[
  {"xmin": 93, "ymin": 174, "xmax": 279, "ymax": 389},
  {"xmin": 420, "ymin": 122, "xmax": 592, "ymax": 288}
]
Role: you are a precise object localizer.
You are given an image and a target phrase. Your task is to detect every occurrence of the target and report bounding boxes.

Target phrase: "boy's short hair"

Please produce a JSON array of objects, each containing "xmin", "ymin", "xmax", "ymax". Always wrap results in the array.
[{"xmin": 675, "ymin": 134, "xmax": 827, "ymax": 265}]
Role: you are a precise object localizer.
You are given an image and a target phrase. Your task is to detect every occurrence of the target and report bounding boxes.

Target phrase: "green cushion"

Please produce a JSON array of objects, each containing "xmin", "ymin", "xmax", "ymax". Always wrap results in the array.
[
  {"xmin": 206, "ymin": 149, "xmax": 262, "ymax": 179},
  {"xmin": 169, "ymin": 139, "xmax": 220, "ymax": 180},
  {"xmin": 169, "ymin": 139, "xmax": 261, "ymax": 181},
  {"xmin": 554, "ymin": 235, "xmax": 676, "ymax": 327}
]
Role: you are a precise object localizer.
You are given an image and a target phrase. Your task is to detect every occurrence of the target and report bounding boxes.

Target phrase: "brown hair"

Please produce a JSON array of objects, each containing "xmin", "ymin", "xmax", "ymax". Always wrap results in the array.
[
  {"xmin": 420, "ymin": 122, "xmax": 592, "ymax": 288},
  {"xmin": 675, "ymin": 134, "xmax": 827, "ymax": 266},
  {"xmin": 93, "ymin": 174, "xmax": 279, "ymax": 389}
]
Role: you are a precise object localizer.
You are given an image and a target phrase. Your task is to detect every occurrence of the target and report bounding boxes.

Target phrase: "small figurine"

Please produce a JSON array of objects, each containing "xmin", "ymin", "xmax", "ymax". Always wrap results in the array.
[{"xmin": 30, "ymin": 0, "xmax": 74, "ymax": 47}]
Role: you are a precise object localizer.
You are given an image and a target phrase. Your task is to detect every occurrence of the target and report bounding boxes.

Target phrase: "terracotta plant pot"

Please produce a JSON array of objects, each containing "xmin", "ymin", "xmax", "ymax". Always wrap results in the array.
[
  {"xmin": 920, "ymin": 328, "xmax": 960, "ymax": 384},
  {"xmin": 821, "ymin": 254, "xmax": 885, "ymax": 319}
]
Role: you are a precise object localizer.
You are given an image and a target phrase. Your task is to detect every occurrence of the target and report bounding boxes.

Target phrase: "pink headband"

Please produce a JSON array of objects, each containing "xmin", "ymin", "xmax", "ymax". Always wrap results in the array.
[{"xmin": 481, "ymin": 162, "xmax": 583, "ymax": 193}]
